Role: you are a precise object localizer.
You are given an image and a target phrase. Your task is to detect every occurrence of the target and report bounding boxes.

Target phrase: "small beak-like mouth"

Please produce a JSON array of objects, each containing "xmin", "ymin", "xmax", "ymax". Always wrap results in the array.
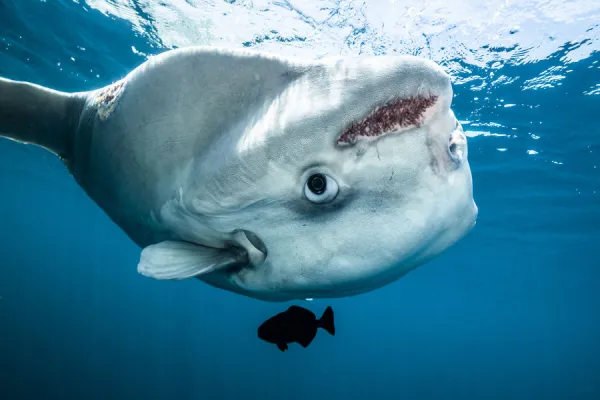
[
  {"xmin": 232, "ymin": 229, "xmax": 268, "ymax": 268},
  {"xmin": 447, "ymin": 121, "xmax": 467, "ymax": 166}
]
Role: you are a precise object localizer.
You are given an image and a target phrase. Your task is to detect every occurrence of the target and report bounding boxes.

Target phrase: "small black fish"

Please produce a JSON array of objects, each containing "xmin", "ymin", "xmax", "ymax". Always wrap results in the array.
[{"xmin": 257, "ymin": 305, "xmax": 335, "ymax": 352}]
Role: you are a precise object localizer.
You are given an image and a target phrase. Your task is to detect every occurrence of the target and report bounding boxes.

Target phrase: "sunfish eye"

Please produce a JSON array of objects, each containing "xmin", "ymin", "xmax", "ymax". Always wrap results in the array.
[
  {"xmin": 304, "ymin": 173, "xmax": 339, "ymax": 203},
  {"xmin": 308, "ymin": 173, "xmax": 326, "ymax": 194}
]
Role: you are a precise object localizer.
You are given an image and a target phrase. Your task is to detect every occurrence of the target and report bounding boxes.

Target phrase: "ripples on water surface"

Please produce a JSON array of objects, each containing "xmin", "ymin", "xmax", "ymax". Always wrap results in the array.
[{"xmin": 0, "ymin": 1, "xmax": 599, "ymax": 399}]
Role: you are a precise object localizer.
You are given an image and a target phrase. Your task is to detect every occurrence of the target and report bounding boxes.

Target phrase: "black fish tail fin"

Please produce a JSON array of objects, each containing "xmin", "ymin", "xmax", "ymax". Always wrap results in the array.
[{"xmin": 318, "ymin": 306, "xmax": 335, "ymax": 336}]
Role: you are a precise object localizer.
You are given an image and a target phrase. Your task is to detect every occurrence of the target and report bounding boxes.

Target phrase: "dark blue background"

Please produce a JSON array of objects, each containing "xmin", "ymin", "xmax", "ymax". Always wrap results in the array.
[{"xmin": 1, "ymin": 1, "xmax": 599, "ymax": 399}]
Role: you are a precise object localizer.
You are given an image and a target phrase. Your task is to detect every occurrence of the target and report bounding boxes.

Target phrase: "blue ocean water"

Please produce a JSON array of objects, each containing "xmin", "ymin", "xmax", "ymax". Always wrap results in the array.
[{"xmin": 0, "ymin": 0, "xmax": 599, "ymax": 399}]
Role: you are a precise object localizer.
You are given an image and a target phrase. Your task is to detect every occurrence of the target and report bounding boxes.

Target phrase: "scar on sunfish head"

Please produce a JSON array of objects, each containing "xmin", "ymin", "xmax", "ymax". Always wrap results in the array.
[{"xmin": 337, "ymin": 95, "xmax": 438, "ymax": 146}]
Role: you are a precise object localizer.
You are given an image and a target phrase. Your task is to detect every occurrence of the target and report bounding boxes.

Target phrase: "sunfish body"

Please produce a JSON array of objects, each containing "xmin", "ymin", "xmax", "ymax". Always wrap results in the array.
[
  {"xmin": 258, "ymin": 305, "xmax": 335, "ymax": 351},
  {"xmin": 0, "ymin": 46, "xmax": 478, "ymax": 301}
]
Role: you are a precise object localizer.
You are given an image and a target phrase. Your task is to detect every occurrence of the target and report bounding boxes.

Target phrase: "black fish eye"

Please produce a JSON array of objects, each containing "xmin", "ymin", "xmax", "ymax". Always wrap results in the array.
[{"xmin": 307, "ymin": 173, "xmax": 326, "ymax": 195}]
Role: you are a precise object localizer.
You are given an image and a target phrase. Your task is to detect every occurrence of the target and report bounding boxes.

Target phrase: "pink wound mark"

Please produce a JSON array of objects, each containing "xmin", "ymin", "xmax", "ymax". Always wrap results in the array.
[{"xmin": 336, "ymin": 95, "xmax": 438, "ymax": 146}]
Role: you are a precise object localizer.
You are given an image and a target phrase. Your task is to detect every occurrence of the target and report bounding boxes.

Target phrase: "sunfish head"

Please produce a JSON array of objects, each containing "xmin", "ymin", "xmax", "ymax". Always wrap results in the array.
[{"xmin": 160, "ymin": 51, "xmax": 477, "ymax": 301}]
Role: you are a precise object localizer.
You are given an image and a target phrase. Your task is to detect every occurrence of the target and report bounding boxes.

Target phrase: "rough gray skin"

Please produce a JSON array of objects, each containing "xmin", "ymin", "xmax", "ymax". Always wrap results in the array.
[{"xmin": 0, "ymin": 46, "xmax": 478, "ymax": 302}]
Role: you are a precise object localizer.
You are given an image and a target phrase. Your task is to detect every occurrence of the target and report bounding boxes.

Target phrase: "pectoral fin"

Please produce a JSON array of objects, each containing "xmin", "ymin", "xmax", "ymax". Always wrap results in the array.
[{"xmin": 137, "ymin": 241, "xmax": 248, "ymax": 280}]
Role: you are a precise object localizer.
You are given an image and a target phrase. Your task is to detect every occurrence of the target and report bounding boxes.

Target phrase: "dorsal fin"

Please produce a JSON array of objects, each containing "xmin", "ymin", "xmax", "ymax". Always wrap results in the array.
[{"xmin": 0, "ymin": 77, "xmax": 86, "ymax": 161}]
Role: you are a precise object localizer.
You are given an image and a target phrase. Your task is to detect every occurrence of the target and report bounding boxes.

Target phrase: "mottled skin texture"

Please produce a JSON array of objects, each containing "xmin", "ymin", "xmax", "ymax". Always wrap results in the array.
[{"xmin": 0, "ymin": 46, "xmax": 478, "ymax": 302}]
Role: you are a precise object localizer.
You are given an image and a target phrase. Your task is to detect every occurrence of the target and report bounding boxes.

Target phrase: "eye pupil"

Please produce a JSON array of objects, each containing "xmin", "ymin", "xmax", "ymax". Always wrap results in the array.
[
  {"xmin": 304, "ymin": 171, "xmax": 339, "ymax": 204},
  {"xmin": 308, "ymin": 173, "xmax": 326, "ymax": 194}
]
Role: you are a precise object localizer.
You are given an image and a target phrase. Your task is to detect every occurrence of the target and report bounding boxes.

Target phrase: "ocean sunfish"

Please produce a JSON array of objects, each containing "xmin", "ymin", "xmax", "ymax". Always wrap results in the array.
[{"xmin": 0, "ymin": 46, "xmax": 478, "ymax": 301}]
